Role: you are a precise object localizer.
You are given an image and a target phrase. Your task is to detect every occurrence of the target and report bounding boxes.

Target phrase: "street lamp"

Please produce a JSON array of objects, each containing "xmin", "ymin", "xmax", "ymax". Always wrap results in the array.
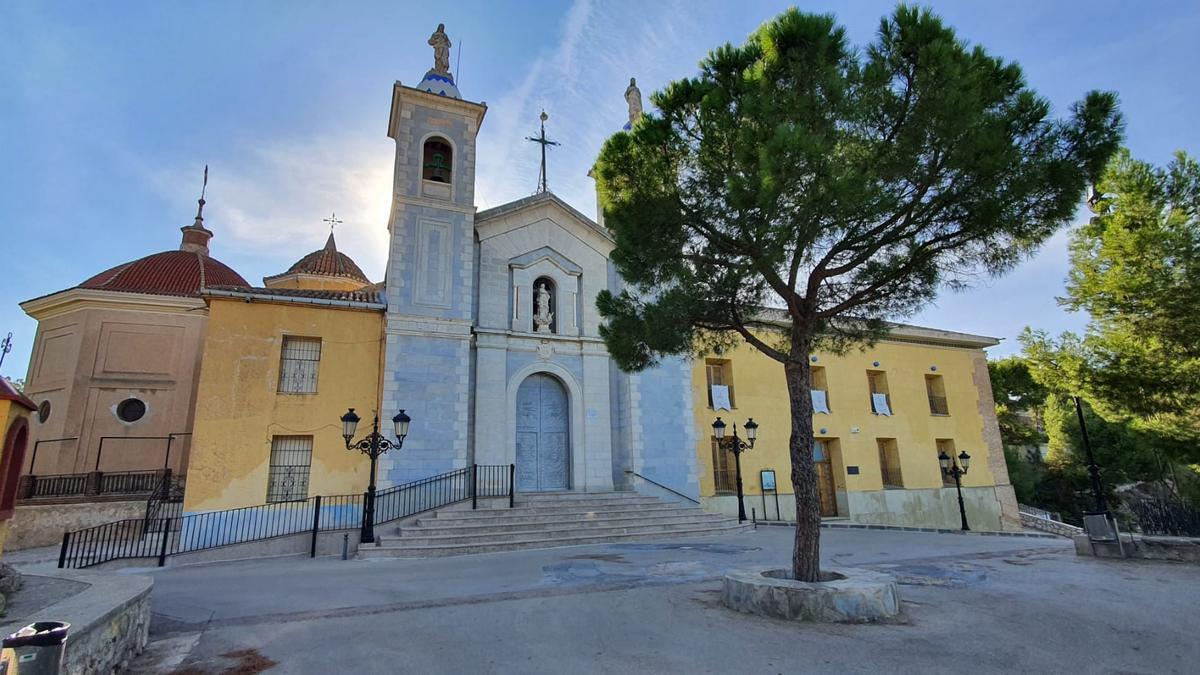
[
  {"xmin": 341, "ymin": 407, "xmax": 410, "ymax": 544},
  {"xmin": 938, "ymin": 449, "xmax": 971, "ymax": 531},
  {"xmin": 713, "ymin": 417, "xmax": 759, "ymax": 522}
]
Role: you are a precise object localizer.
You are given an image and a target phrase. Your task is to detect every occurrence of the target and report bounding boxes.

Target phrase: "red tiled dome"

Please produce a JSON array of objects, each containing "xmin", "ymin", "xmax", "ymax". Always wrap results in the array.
[
  {"xmin": 280, "ymin": 233, "xmax": 369, "ymax": 283},
  {"xmin": 79, "ymin": 249, "xmax": 249, "ymax": 297}
]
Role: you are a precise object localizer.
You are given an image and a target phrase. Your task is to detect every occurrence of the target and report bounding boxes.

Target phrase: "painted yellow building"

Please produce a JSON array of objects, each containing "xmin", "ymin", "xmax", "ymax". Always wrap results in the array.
[
  {"xmin": 0, "ymin": 379, "xmax": 37, "ymax": 556},
  {"xmin": 183, "ymin": 235, "xmax": 386, "ymax": 512},
  {"xmin": 692, "ymin": 321, "xmax": 1021, "ymax": 532}
]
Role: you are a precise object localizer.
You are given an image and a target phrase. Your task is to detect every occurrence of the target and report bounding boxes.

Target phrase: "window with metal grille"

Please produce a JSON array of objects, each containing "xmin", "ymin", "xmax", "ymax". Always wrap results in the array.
[
  {"xmin": 710, "ymin": 437, "xmax": 737, "ymax": 494},
  {"xmin": 705, "ymin": 359, "xmax": 735, "ymax": 409},
  {"xmin": 867, "ymin": 370, "xmax": 891, "ymax": 414},
  {"xmin": 877, "ymin": 438, "xmax": 904, "ymax": 488},
  {"xmin": 267, "ymin": 435, "xmax": 312, "ymax": 503},
  {"xmin": 926, "ymin": 375, "xmax": 949, "ymax": 415},
  {"xmin": 278, "ymin": 336, "xmax": 321, "ymax": 394},
  {"xmin": 936, "ymin": 439, "xmax": 957, "ymax": 486}
]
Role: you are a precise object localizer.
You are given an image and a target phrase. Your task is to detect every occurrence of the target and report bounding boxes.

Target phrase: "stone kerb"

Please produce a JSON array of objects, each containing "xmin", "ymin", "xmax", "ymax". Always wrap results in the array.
[{"xmin": 722, "ymin": 566, "xmax": 900, "ymax": 623}]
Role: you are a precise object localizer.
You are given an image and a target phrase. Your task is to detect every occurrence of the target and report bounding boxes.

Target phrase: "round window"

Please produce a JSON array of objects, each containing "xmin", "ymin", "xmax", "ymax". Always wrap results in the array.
[
  {"xmin": 37, "ymin": 400, "xmax": 51, "ymax": 423},
  {"xmin": 116, "ymin": 398, "xmax": 146, "ymax": 423}
]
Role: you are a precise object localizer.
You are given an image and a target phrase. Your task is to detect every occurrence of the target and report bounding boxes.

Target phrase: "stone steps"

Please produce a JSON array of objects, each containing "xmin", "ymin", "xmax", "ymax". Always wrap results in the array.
[
  {"xmin": 360, "ymin": 491, "xmax": 748, "ymax": 559},
  {"xmin": 426, "ymin": 503, "xmax": 699, "ymax": 524},
  {"xmin": 360, "ymin": 522, "xmax": 751, "ymax": 558},
  {"xmin": 410, "ymin": 511, "xmax": 726, "ymax": 535},
  {"xmin": 397, "ymin": 516, "xmax": 735, "ymax": 545}
]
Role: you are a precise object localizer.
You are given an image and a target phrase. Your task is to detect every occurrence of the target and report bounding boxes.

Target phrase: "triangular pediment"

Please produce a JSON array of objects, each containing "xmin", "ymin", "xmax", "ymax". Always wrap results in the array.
[{"xmin": 475, "ymin": 192, "xmax": 613, "ymax": 249}]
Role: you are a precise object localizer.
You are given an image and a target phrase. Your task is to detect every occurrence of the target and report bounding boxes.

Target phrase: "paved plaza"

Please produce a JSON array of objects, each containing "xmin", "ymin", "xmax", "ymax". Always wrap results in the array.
[{"xmin": 125, "ymin": 527, "xmax": 1199, "ymax": 674}]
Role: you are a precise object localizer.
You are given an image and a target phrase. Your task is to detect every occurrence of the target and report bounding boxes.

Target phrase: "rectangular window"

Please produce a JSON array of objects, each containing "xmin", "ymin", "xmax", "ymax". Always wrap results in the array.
[
  {"xmin": 267, "ymin": 435, "xmax": 312, "ymax": 502},
  {"xmin": 867, "ymin": 370, "xmax": 892, "ymax": 415},
  {"xmin": 278, "ymin": 336, "xmax": 321, "ymax": 394},
  {"xmin": 936, "ymin": 439, "xmax": 957, "ymax": 486},
  {"xmin": 877, "ymin": 438, "xmax": 904, "ymax": 488},
  {"xmin": 811, "ymin": 366, "xmax": 831, "ymax": 414},
  {"xmin": 926, "ymin": 375, "xmax": 949, "ymax": 415},
  {"xmin": 705, "ymin": 359, "xmax": 735, "ymax": 410},
  {"xmin": 711, "ymin": 437, "xmax": 737, "ymax": 494}
]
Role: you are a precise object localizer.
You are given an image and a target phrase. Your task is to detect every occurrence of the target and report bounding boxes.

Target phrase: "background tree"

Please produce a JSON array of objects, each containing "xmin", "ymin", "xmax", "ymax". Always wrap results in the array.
[
  {"xmin": 989, "ymin": 357, "xmax": 1048, "ymax": 451},
  {"xmin": 1025, "ymin": 150, "xmax": 1200, "ymax": 455},
  {"xmin": 593, "ymin": 6, "xmax": 1122, "ymax": 581}
]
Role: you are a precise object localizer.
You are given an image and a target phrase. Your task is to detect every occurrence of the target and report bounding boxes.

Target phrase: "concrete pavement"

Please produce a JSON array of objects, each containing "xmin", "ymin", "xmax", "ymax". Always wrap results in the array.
[{"xmin": 125, "ymin": 527, "xmax": 1200, "ymax": 673}]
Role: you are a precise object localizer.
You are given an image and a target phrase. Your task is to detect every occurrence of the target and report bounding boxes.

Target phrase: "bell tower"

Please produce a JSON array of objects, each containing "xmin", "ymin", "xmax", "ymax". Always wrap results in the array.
[{"xmin": 379, "ymin": 24, "xmax": 488, "ymax": 485}]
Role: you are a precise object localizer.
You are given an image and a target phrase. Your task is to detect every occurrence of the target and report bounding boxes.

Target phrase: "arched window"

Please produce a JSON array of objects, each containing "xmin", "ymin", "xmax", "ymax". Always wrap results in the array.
[
  {"xmin": 422, "ymin": 137, "xmax": 453, "ymax": 183},
  {"xmin": 532, "ymin": 276, "xmax": 556, "ymax": 334}
]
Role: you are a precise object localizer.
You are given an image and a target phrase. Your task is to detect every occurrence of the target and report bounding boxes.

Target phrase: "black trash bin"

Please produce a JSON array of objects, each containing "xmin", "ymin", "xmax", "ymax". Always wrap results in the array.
[{"xmin": 1, "ymin": 621, "xmax": 70, "ymax": 675}]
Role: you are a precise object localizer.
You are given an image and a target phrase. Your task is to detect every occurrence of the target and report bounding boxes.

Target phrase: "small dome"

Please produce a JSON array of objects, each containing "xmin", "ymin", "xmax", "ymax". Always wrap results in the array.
[
  {"xmin": 417, "ymin": 69, "xmax": 461, "ymax": 99},
  {"xmin": 79, "ymin": 250, "xmax": 249, "ymax": 297},
  {"xmin": 280, "ymin": 232, "xmax": 369, "ymax": 283}
]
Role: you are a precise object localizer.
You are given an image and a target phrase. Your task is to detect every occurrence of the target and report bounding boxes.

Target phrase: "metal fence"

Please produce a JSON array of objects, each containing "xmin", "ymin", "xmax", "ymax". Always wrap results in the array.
[
  {"xmin": 1129, "ymin": 498, "xmax": 1200, "ymax": 537},
  {"xmin": 59, "ymin": 464, "xmax": 514, "ymax": 569},
  {"xmin": 29, "ymin": 473, "xmax": 89, "ymax": 498},
  {"xmin": 21, "ymin": 469, "xmax": 170, "ymax": 500},
  {"xmin": 99, "ymin": 470, "xmax": 163, "ymax": 495}
]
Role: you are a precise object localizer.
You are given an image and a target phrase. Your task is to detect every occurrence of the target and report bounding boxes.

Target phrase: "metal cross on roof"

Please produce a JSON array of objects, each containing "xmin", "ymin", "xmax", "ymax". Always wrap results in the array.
[
  {"xmin": 323, "ymin": 212, "xmax": 343, "ymax": 232},
  {"xmin": 525, "ymin": 110, "xmax": 560, "ymax": 194}
]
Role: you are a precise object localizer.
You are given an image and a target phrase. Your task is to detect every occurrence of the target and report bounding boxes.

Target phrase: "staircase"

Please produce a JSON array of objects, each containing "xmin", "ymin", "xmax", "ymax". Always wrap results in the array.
[{"xmin": 359, "ymin": 491, "xmax": 750, "ymax": 559}]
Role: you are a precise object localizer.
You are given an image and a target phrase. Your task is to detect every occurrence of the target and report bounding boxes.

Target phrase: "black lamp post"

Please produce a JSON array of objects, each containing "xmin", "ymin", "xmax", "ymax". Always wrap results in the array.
[
  {"xmin": 938, "ymin": 449, "xmax": 972, "ymax": 531},
  {"xmin": 341, "ymin": 408, "xmax": 410, "ymax": 544},
  {"xmin": 713, "ymin": 417, "xmax": 758, "ymax": 522}
]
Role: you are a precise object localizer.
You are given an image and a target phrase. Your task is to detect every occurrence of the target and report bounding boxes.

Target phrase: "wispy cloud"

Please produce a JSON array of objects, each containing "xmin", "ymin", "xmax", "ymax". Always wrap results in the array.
[{"xmin": 143, "ymin": 134, "xmax": 394, "ymax": 283}]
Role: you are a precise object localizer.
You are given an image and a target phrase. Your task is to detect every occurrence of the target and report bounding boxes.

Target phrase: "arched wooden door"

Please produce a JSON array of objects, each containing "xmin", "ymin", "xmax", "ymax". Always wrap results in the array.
[{"xmin": 515, "ymin": 373, "xmax": 570, "ymax": 491}]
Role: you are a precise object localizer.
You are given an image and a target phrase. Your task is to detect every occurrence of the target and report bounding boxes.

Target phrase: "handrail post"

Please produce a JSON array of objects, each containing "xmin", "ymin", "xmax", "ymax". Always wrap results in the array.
[
  {"xmin": 310, "ymin": 495, "xmax": 322, "ymax": 558},
  {"xmin": 58, "ymin": 532, "xmax": 70, "ymax": 569},
  {"xmin": 509, "ymin": 463, "xmax": 515, "ymax": 509},
  {"xmin": 472, "ymin": 464, "xmax": 478, "ymax": 510},
  {"xmin": 157, "ymin": 516, "xmax": 171, "ymax": 567}
]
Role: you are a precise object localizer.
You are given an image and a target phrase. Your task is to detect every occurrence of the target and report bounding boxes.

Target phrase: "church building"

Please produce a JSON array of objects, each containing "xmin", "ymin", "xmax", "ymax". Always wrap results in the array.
[{"xmin": 15, "ymin": 25, "xmax": 1019, "ymax": 539}]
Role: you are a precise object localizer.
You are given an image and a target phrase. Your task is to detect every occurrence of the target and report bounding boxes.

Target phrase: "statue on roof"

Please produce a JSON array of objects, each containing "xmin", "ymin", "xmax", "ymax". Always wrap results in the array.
[
  {"xmin": 625, "ymin": 77, "xmax": 643, "ymax": 126},
  {"xmin": 429, "ymin": 23, "xmax": 452, "ymax": 76}
]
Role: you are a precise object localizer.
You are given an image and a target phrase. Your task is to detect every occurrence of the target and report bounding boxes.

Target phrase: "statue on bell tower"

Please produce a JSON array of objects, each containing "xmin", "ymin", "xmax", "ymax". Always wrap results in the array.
[{"xmin": 429, "ymin": 23, "xmax": 452, "ymax": 76}]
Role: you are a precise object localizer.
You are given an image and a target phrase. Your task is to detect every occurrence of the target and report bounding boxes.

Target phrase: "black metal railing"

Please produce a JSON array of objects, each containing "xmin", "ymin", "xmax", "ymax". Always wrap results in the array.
[
  {"xmin": 59, "ymin": 464, "xmax": 514, "ymax": 569},
  {"xmin": 928, "ymin": 395, "xmax": 949, "ymax": 415},
  {"xmin": 1130, "ymin": 498, "xmax": 1200, "ymax": 536},
  {"xmin": 29, "ymin": 473, "xmax": 89, "ymax": 498},
  {"xmin": 21, "ymin": 469, "xmax": 171, "ymax": 500},
  {"xmin": 99, "ymin": 470, "xmax": 163, "ymax": 495}
]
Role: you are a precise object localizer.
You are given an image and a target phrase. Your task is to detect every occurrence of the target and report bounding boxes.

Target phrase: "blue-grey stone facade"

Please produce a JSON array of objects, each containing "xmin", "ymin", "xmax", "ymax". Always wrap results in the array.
[{"xmin": 377, "ymin": 78, "xmax": 698, "ymax": 497}]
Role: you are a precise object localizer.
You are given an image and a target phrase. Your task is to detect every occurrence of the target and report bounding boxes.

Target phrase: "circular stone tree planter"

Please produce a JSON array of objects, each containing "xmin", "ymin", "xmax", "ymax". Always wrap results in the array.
[{"xmin": 722, "ymin": 567, "xmax": 900, "ymax": 623}]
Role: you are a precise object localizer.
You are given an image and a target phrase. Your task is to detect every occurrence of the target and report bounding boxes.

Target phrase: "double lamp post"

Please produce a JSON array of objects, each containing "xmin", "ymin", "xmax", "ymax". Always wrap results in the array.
[
  {"xmin": 712, "ymin": 416, "xmax": 758, "ymax": 522},
  {"xmin": 340, "ymin": 408, "xmax": 410, "ymax": 544}
]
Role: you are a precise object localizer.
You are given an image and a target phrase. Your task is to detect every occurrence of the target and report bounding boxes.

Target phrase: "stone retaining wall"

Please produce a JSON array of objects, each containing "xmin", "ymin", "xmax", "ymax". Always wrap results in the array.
[
  {"xmin": 0, "ymin": 569, "xmax": 151, "ymax": 674},
  {"xmin": 1021, "ymin": 513, "xmax": 1083, "ymax": 538},
  {"xmin": 1075, "ymin": 533, "xmax": 1200, "ymax": 563},
  {"xmin": 7, "ymin": 501, "xmax": 147, "ymax": 551}
]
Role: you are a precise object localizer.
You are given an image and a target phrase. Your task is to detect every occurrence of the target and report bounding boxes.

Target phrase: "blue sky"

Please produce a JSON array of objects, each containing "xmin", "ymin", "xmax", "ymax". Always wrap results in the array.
[{"xmin": 2, "ymin": 0, "xmax": 1198, "ymax": 378}]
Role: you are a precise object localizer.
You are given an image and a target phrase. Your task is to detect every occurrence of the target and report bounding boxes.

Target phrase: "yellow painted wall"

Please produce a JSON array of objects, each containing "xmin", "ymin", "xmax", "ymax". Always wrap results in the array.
[
  {"xmin": 0, "ymin": 398, "xmax": 34, "ymax": 557},
  {"xmin": 185, "ymin": 297, "xmax": 383, "ymax": 512},
  {"xmin": 692, "ymin": 336, "xmax": 1000, "ymax": 499},
  {"xmin": 263, "ymin": 274, "xmax": 367, "ymax": 292}
]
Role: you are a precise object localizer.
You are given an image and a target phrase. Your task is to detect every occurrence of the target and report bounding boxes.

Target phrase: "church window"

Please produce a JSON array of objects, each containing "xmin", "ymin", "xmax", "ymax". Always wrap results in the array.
[
  {"xmin": 532, "ymin": 277, "xmax": 556, "ymax": 333},
  {"xmin": 37, "ymin": 400, "xmax": 51, "ymax": 424},
  {"xmin": 422, "ymin": 137, "xmax": 453, "ymax": 183},
  {"xmin": 278, "ymin": 336, "xmax": 321, "ymax": 394},
  {"xmin": 267, "ymin": 435, "xmax": 312, "ymax": 503}
]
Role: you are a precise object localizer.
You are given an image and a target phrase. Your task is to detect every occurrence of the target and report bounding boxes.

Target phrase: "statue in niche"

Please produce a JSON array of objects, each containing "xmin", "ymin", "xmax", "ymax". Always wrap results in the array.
[
  {"xmin": 429, "ymin": 23, "xmax": 452, "ymax": 76},
  {"xmin": 533, "ymin": 282, "xmax": 554, "ymax": 333},
  {"xmin": 625, "ymin": 77, "xmax": 643, "ymax": 126}
]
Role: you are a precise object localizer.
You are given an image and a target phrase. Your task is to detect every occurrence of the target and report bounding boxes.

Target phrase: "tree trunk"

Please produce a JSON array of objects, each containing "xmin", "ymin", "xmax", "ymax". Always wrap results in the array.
[{"xmin": 784, "ymin": 330, "xmax": 820, "ymax": 582}]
